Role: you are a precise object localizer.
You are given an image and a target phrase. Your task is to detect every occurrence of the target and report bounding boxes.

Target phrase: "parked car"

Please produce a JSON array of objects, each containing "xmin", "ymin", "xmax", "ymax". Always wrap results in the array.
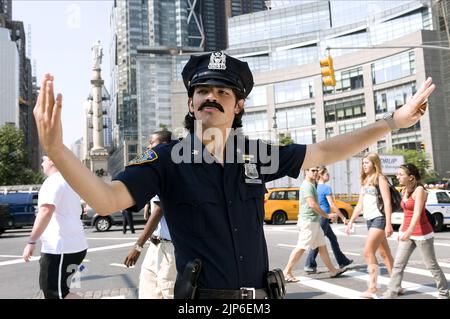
[
  {"xmin": 0, "ymin": 204, "xmax": 14, "ymax": 236},
  {"xmin": 264, "ymin": 187, "xmax": 354, "ymax": 225},
  {"xmin": 0, "ymin": 192, "xmax": 38, "ymax": 228},
  {"xmin": 391, "ymin": 189, "xmax": 450, "ymax": 232},
  {"xmin": 81, "ymin": 205, "xmax": 147, "ymax": 232}
]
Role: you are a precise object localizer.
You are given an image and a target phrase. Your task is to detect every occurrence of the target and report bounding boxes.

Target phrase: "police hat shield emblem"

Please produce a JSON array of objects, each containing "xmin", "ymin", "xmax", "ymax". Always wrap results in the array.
[
  {"xmin": 208, "ymin": 52, "xmax": 226, "ymax": 70},
  {"xmin": 244, "ymin": 163, "xmax": 259, "ymax": 179}
]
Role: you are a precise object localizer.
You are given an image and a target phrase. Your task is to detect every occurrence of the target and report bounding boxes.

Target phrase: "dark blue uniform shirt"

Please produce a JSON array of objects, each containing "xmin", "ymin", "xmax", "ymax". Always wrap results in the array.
[{"xmin": 114, "ymin": 133, "xmax": 306, "ymax": 289}]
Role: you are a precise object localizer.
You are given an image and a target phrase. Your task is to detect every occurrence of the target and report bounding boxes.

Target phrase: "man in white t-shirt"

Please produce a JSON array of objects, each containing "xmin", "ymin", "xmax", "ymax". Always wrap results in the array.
[
  {"xmin": 23, "ymin": 156, "xmax": 88, "ymax": 299},
  {"xmin": 123, "ymin": 130, "xmax": 176, "ymax": 299}
]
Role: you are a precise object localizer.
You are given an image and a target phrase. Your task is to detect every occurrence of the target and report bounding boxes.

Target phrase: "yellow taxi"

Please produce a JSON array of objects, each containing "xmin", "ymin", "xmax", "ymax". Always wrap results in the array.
[{"xmin": 264, "ymin": 187, "xmax": 354, "ymax": 225}]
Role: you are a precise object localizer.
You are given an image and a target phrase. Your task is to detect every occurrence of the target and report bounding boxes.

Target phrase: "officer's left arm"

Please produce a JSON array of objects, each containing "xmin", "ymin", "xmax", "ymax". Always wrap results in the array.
[{"xmin": 302, "ymin": 78, "xmax": 434, "ymax": 169}]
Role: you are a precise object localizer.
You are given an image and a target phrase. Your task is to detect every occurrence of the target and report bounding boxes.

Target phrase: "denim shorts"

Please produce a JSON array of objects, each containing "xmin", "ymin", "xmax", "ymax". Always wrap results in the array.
[{"xmin": 366, "ymin": 216, "xmax": 386, "ymax": 230}]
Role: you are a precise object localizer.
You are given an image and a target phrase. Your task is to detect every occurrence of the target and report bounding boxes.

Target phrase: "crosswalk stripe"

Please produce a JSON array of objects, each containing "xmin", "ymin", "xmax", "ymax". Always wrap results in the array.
[
  {"xmin": 404, "ymin": 266, "xmax": 450, "ymax": 280},
  {"xmin": 110, "ymin": 263, "xmax": 135, "ymax": 269},
  {"xmin": 341, "ymin": 251, "xmax": 361, "ymax": 256},
  {"xmin": 345, "ymin": 270, "xmax": 438, "ymax": 298},
  {"xmin": 292, "ymin": 275, "xmax": 364, "ymax": 299},
  {"xmin": 438, "ymin": 262, "xmax": 450, "ymax": 268}
]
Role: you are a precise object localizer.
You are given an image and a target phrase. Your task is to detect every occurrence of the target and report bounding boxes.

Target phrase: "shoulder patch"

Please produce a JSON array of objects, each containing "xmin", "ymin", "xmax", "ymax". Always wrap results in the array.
[{"xmin": 126, "ymin": 149, "xmax": 158, "ymax": 167}]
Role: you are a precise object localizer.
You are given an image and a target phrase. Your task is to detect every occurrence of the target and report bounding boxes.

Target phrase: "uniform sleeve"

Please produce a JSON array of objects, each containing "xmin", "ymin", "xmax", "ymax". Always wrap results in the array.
[
  {"xmin": 113, "ymin": 164, "xmax": 162, "ymax": 212},
  {"xmin": 262, "ymin": 143, "xmax": 306, "ymax": 182}
]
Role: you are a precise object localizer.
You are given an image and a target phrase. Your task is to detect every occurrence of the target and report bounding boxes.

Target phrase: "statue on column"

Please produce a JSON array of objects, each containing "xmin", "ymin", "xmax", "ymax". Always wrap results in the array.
[{"xmin": 91, "ymin": 40, "xmax": 103, "ymax": 69}]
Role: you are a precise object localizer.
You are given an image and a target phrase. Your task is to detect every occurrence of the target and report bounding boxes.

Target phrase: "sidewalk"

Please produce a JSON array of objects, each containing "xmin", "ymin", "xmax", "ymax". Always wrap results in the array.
[{"xmin": 31, "ymin": 287, "xmax": 139, "ymax": 299}]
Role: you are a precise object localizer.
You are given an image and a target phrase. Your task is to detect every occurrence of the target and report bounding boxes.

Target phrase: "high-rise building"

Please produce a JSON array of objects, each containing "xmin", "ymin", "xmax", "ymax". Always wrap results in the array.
[
  {"xmin": 0, "ymin": 27, "xmax": 19, "ymax": 127},
  {"xmin": 109, "ymin": 0, "xmax": 234, "ymax": 173},
  {"xmin": 0, "ymin": 0, "xmax": 12, "ymax": 20},
  {"xmin": 170, "ymin": 0, "xmax": 450, "ymax": 179},
  {"xmin": 226, "ymin": 0, "xmax": 266, "ymax": 17}
]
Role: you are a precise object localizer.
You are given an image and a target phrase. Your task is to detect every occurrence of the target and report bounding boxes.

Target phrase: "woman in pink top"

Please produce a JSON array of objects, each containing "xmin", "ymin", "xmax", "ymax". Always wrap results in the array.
[{"xmin": 383, "ymin": 163, "xmax": 448, "ymax": 299}]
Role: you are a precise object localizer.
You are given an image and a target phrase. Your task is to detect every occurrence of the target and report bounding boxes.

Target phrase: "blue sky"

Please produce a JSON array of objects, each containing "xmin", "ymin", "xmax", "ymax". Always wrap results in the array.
[{"xmin": 13, "ymin": 0, "xmax": 112, "ymax": 147}]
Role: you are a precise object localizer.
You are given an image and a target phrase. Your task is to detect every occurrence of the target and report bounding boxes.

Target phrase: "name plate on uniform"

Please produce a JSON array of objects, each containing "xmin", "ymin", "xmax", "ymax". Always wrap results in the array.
[{"xmin": 245, "ymin": 178, "xmax": 262, "ymax": 184}]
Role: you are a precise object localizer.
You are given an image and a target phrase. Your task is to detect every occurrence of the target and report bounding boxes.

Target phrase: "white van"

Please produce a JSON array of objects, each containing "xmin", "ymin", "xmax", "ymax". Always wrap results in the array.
[{"xmin": 391, "ymin": 189, "xmax": 450, "ymax": 232}]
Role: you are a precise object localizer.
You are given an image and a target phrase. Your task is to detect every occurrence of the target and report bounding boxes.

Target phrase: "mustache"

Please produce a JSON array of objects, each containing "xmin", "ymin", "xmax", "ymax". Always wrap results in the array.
[{"xmin": 199, "ymin": 101, "xmax": 224, "ymax": 113}]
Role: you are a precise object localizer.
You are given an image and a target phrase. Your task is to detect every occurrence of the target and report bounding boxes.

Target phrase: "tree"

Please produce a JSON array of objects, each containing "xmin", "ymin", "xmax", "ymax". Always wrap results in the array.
[
  {"xmin": 278, "ymin": 132, "xmax": 294, "ymax": 146},
  {"xmin": 389, "ymin": 148, "xmax": 437, "ymax": 182},
  {"xmin": 0, "ymin": 124, "xmax": 43, "ymax": 185}
]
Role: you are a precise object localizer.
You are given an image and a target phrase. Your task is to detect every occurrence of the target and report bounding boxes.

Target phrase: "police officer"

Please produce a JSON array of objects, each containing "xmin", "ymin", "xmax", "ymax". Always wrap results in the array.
[{"xmin": 34, "ymin": 52, "xmax": 435, "ymax": 299}]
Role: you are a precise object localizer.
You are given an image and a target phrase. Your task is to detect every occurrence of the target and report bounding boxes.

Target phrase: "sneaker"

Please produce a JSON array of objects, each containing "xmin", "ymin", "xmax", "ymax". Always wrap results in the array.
[
  {"xmin": 304, "ymin": 267, "xmax": 317, "ymax": 274},
  {"xmin": 339, "ymin": 259, "xmax": 353, "ymax": 269}
]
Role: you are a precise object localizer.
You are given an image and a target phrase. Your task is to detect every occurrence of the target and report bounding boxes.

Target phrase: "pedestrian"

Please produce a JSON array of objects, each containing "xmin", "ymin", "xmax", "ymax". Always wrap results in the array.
[
  {"xmin": 383, "ymin": 163, "xmax": 449, "ymax": 299},
  {"xmin": 304, "ymin": 166, "xmax": 353, "ymax": 273},
  {"xmin": 345, "ymin": 153, "xmax": 395, "ymax": 298},
  {"xmin": 283, "ymin": 167, "xmax": 348, "ymax": 282},
  {"xmin": 124, "ymin": 130, "xmax": 177, "ymax": 299},
  {"xmin": 33, "ymin": 51, "xmax": 434, "ymax": 299},
  {"xmin": 121, "ymin": 208, "xmax": 135, "ymax": 234},
  {"xmin": 22, "ymin": 156, "xmax": 88, "ymax": 299}
]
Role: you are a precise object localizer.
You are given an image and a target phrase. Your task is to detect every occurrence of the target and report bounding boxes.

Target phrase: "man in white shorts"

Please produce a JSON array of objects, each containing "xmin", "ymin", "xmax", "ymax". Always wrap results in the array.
[
  {"xmin": 283, "ymin": 167, "xmax": 347, "ymax": 282},
  {"xmin": 123, "ymin": 130, "xmax": 176, "ymax": 298}
]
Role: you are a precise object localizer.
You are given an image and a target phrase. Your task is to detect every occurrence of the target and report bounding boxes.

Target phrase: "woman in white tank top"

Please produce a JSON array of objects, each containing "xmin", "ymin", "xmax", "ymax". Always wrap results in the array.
[{"xmin": 345, "ymin": 153, "xmax": 395, "ymax": 298}]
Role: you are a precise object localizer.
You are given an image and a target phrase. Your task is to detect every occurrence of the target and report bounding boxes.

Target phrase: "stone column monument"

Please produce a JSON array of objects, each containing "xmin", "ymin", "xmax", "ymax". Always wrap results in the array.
[{"xmin": 88, "ymin": 40, "xmax": 109, "ymax": 179}]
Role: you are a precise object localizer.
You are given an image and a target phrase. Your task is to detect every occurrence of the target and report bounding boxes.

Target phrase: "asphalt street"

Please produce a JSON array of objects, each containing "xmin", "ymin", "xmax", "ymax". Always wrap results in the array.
[{"xmin": 1, "ymin": 221, "xmax": 449, "ymax": 299}]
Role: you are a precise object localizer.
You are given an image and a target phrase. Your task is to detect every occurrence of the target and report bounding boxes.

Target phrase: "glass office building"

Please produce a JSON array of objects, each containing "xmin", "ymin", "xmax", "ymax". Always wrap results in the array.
[{"xmin": 170, "ymin": 0, "xmax": 450, "ymax": 177}]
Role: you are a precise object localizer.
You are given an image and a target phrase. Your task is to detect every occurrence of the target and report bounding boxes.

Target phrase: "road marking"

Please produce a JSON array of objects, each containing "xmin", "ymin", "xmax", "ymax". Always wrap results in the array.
[
  {"xmin": 101, "ymin": 295, "xmax": 126, "ymax": 299},
  {"xmin": 0, "ymin": 242, "xmax": 135, "ymax": 267},
  {"xmin": 341, "ymin": 251, "xmax": 361, "ymax": 256},
  {"xmin": 438, "ymin": 262, "xmax": 450, "ymax": 268},
  {"xmin": 0, "ymin": 255, "xmax": 23, "ymax": 258},
  {"xmin": 434, "ymin": 242, "xmax": 450, "ymax": 247},
  {"xmin": 334, "ymin": 225, "xmax": 450, "ymax": 247},
  {"xmin": 86, "ymin": 237, "xmax": 139, "ymax": 240},
  {"xmin": 293, "ymin": 275, "xmax": 364, "ymax": 299},
  {"xmin": 346, "ymin": 270, "xmax": 438, "ymax": 298},
  {"xmin": 404, "ymin": 266, "xmax": 450, "ymax": 280},
  {"xmin": 277, "ymin": 244, "xmax": 296, "ymax": 248},
  {"xmin": 87, "ymin": 242, "xmax": 135, "ymax": 252},
  {"xmin": 110, "ymin": 263, "xmax": 135, "ymax": 269},
  {"xmin": 0, "ymin": 256, "xmax": 40, "ymax": 266}
]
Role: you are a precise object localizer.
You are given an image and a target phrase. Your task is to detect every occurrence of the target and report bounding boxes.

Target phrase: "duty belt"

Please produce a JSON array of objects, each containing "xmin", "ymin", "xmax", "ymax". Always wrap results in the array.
[
  {"xmin": 150, "ymin": 236, "xmax": 171, "ymax": 245},
  {"xmin": 198, "ymin": 288, "xmax": 268, "ymax": 299}
]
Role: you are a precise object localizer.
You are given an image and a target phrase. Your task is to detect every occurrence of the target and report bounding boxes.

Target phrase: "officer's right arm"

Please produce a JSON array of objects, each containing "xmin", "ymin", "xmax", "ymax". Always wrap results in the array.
[{"xmin": 34, "ymin": 75, "xmax": 135, "ymax": 215}]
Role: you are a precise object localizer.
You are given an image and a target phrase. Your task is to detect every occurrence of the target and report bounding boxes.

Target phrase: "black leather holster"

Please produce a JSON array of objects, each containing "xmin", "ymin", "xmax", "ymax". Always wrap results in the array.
[
  {"xmin": 266, "ymin": 268, "xmax": 286, "ymax": 299},
  {"xmin": 174, "ymin": 259, "xmax": 202, "ymax": 299}
]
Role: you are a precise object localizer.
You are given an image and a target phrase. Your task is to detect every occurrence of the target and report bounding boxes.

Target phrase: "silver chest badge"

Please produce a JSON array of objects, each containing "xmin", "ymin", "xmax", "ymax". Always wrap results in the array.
[
  {"xmin": 244, "ymin": 163, "xmax": 259, "ymax": 179},
  {"xmin": 208, "ymin": 52, "xmax": 226, "ymax": 70}
]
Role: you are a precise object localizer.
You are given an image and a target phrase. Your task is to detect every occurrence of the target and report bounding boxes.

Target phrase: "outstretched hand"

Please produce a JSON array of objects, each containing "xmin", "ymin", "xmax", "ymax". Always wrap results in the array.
[
  {"xmin": 33, "ymin": 74, "xmax": 64, "ymax": 154},
  {"xmin": 394, "ymin": 77, "xmax": 435, "ymax": 129}
]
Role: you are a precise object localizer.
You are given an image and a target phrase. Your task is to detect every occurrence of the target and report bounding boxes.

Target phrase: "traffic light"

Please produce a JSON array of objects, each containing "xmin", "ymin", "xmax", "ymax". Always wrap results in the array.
[
  {"xmin": 420, "ymin": 143, "xmax": 425, "ymax": 151},
  {"xmin": 320, "ymin": 55, "xmax": 336, "ymax": 87}
]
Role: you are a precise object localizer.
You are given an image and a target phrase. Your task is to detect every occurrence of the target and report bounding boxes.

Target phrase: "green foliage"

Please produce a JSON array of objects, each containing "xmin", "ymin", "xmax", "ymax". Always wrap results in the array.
[
  {"xmin": 279, "ymin": 132, "xmax": 294, "ymax": 146},
  {"xmin": 0, "ymin": 124, "xmax": 42, "ymax": 185},
  {"xmin": 389, "ymin": 148, "xmax": 437, "ymax": 182}
]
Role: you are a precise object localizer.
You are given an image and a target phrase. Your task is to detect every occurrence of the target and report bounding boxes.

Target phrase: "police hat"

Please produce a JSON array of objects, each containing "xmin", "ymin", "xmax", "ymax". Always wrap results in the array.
[{"xmin": 182, "ymin": 52, "xmax": 254, "ymax": 98}]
